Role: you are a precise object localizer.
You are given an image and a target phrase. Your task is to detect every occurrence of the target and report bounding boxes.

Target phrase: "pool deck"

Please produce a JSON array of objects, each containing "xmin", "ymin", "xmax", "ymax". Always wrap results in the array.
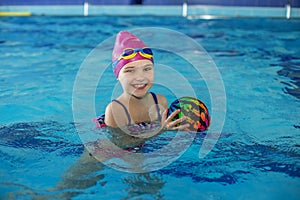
[{"xmin": 0, "ymin": 5, "xmax": 300, "ymax": 18}]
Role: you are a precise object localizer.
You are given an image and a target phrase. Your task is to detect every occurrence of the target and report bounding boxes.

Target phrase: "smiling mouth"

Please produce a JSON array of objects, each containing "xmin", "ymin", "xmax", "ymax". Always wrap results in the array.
[{"xmin": 133, "ymin": 84, "xmax": 147, "ymax": 90}]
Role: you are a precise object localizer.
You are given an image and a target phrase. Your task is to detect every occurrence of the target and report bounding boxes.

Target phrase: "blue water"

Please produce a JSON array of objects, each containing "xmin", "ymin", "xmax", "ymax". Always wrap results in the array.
[{"xmin": 0, "ymin": 16, "xmax": 300, "ymax": 199}]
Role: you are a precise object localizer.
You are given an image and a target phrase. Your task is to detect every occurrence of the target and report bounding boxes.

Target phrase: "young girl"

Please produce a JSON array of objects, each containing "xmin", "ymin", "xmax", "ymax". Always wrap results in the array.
[
  {"xmin": 35, "ymin": 31, "xmax": 189, "ymax": 199},
  {"xmin": 101, "ymin": 30, "xmax": 189, "ymax": 147}
]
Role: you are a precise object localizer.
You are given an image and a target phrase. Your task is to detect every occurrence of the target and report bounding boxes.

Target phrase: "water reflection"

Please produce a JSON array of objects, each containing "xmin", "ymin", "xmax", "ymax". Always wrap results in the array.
[{"xmin": 122, "ymin": 173, "xmax": 165, "ymax": 200}]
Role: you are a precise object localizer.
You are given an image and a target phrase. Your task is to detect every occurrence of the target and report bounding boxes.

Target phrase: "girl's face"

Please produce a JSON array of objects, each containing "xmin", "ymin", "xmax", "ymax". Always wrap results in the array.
[{"xmin": 118, "ymin": 59, "xmax": 154, "ymax": 99}]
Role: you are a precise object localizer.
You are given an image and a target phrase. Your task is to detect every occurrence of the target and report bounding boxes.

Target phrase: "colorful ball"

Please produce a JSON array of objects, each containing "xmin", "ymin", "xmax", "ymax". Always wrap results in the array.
[{"xmin": 168, "ymin": 97, "xmax": 210, "ymax": 132}]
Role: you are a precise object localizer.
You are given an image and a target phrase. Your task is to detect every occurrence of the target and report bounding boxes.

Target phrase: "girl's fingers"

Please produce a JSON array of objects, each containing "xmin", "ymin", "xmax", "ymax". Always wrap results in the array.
[
  {"xmin": 163, "ymin": 109, "xmax": 190, "ymax": 131},
  {"xmin": 162, "ymin": 109, "xmax": 178, "ymax": 130},
  {"xmin": 162, "ymin": 108, "xmax": 168, "ymax": 121},
  {"xmin": 168, "ymin": 115, "xmax": 186, "ymax": 126},
  {"xmin": 175, "ymin": 123, "xmax": 190, "ymax": 131},
  {"xmin": 167, "ymin": 122, "xmax": 190, "ymax": 131},
  {"xmin": 166, "ymin": 109, "xmax": 181, "ymax": 123}
]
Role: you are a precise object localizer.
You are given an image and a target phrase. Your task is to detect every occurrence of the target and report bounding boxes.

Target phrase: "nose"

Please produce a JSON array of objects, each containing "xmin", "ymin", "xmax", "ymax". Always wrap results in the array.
[{"xmin": 135, "ymin": 69, "xmax": 146, "ymax": 82}]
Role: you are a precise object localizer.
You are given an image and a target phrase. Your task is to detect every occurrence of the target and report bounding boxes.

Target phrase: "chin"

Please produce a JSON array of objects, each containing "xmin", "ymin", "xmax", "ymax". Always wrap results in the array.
[
  {"xmin": 131, "ymin": 90, "xmax": 148, "ymax": 99},
  {"xmin": 132, "ymin": 92, "xmax": 147, "ymax": 99}
]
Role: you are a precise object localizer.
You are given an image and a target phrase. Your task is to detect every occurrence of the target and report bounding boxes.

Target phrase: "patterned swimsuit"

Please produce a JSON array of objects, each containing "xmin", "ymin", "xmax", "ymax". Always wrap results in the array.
[
  {"xmin": 113, "ymin": 92, "xmax": 162, "ymax": 135},
  {"xmin": 94, "ymin": 92, "xmax": 162, "ymax": 133},
  {"xmin": 91, "ymin": 92, "xmax": 162, "ymax": 155}
]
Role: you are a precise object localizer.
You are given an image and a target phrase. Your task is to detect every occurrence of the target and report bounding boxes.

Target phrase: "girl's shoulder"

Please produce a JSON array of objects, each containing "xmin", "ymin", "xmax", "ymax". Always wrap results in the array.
[
  {"xmin": 104, "ymin": 103, "xmax": 115, "ymax": 127},
  {"xmin": 104, "ymin": 101, "xmax": 128, "ymax": 128},
  {"xmin": 154, "ymin": 93, "xmax": 168, "ymax": 108}
]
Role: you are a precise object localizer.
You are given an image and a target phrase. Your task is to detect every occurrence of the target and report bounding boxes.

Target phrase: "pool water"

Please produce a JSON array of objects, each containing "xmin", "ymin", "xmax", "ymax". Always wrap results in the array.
[{"xmin": 0, "ymin": 16, "xmax": 300, "ymax": 199}]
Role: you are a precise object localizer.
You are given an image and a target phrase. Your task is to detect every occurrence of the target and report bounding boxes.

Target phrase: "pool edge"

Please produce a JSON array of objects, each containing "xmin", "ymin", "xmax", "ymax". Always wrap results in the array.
[{"xmin": 0, "ymin": 5, "xmax": 300, "ymax": 18}]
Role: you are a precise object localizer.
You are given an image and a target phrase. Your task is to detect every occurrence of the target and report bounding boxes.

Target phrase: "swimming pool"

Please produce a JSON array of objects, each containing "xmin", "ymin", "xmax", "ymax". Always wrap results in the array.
[{"xmin": 0, "ymin": 16, "xmax": 299, "ymax": 199}]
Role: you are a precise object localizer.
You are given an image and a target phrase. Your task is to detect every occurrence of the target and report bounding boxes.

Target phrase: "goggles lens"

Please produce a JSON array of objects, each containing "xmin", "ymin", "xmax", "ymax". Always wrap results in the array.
[
  {"xmin": 112, "ymin": 48, "xmax": 153, "ymax": 68},
  {"xmin": 122, "ymin": 48, "xmax": 152, "ymax": 59}
]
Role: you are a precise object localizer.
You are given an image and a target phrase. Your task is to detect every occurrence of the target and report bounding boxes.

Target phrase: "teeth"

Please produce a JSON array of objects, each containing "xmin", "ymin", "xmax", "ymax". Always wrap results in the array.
[{"xmin": 135, "ymin": 84, "xmax": 145, "ymax": 88}]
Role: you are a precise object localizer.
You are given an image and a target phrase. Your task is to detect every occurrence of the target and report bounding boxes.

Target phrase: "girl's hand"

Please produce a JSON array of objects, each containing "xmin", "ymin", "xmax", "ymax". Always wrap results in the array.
[{"xmin": 161, "ymin": 109, "xmax": 190, "ymax": 131}]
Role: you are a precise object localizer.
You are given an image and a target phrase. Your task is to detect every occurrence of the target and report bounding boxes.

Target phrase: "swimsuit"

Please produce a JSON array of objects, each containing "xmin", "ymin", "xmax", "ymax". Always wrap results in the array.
[
  {"xmin": 93, "ymin": 92, "xmax": 162, "ymax": 132},
  {"xmin": 91, "ymin": 92, "xmax": 162, "ymax": 156},
  {"xmin": 111, "ymin": 92, "xmax": 162, "ymax": 135}
]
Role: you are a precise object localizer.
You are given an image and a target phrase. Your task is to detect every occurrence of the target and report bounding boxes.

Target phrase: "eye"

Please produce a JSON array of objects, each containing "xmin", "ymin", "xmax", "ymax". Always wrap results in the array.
[
  {"xmin": 124, "ymin": 68, "xmax": 135, "ymax": 73},
  {"xmin": 144, "ymin": 66, "xmax": 153, "ymax": 71}
]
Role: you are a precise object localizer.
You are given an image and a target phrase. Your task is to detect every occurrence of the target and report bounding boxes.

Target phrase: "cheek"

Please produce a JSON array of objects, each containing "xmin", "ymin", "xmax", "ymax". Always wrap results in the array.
[
  {"xmin": 147, "ymin": 71, "xmax": 154, "ymax": 80},
  {"xmin": 119, "ymin": 77, "xmax": 131, "ymax": 88}
]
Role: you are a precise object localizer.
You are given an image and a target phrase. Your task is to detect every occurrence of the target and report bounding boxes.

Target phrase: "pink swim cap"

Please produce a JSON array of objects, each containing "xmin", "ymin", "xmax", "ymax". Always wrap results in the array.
[{"xmin": 112, "ymin": 31, "xmax": 153, "ymax": 78}]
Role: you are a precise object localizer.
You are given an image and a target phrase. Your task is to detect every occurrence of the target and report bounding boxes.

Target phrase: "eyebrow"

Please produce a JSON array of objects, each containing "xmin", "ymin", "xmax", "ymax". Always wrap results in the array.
[
  {"xmin": 124, "ymin": 63, "xmax": 153, "ymax": 69},
  {"xmin": 143, "ymin": 64, "xmax": 153, "ymax": 67},
  {"xmin": 123, "ymin": 66, "xmax": 135, "ymax": 70}
]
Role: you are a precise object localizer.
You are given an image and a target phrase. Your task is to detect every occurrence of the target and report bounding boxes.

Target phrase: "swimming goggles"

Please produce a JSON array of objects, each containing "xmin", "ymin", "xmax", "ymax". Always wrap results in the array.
[{"xmin": 112, "ymin": 48, "xmax": 153, "ymax": 68}]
